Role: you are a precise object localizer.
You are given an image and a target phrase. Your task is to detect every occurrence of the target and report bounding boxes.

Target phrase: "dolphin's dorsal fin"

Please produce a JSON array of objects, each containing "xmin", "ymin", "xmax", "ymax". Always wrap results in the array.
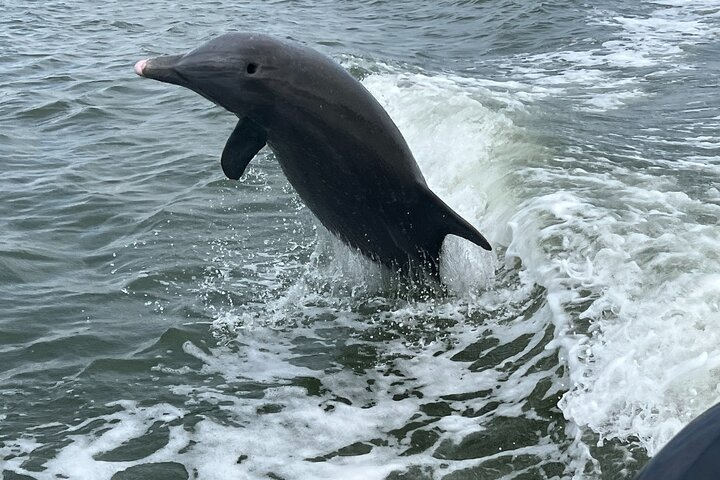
[{"xmin": 221, "ymin": 118, "xmax": 267, "ymax": 180}]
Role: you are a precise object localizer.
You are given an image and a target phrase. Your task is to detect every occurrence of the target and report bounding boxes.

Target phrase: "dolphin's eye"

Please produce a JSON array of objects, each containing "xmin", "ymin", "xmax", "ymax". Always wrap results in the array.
[{"xmin": 246, "ymin": 63, "xmax": 258, "ymax": 75}]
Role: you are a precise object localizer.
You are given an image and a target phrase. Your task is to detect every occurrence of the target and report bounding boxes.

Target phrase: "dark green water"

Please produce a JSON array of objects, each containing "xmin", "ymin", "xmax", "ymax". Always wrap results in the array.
[{"xmin": 2, "ymin": 1, "xmax": 720, "ymax": 479}]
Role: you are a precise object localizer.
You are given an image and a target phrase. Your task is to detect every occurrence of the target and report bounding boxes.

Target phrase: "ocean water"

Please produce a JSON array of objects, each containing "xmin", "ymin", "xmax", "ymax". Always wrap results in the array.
[{"xmin": 1, "ymin": 0, "xmax": 719, "ymax": 479}]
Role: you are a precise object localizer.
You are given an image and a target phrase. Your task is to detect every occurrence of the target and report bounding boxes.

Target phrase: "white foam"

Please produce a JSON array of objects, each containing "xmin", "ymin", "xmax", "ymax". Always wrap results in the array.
[
  {"xmin": 9, "ymin": 24, "xmax": 718, "ymax": 475},
  {"xmin": 506, "ymin": 1, "xmax": 718, "ymax": 112},
  {"xmin": 5, "ymin": 68, "xmax": 578, "ymax": 479},
  {"xmin": 505, "ymin": 155, "xmax": 720, "ymax": 456},
  {"xmin": 484, "ymin": 4, "xmax": 720, "ymax": 456},
  {"xmin": 37, "ymin": 401, "xmax": 185, "ymax": 480},
  {"xmin": 0, "ymin": 437, "xmax": 42, "ymax": 477}
]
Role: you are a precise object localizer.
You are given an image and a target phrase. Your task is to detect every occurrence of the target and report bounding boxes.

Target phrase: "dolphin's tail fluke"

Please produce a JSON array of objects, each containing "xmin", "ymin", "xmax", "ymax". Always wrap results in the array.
[{"xmin": 428, "ymin": 191, "xmax": 492, "ymax": 252}]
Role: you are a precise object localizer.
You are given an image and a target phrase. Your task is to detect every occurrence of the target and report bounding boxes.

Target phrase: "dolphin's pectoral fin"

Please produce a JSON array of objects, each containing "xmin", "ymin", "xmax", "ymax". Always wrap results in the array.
[
  {"xmin": 221, "ymin": 118, "xmax": 267, "ymax": 180},
  {"xmin": 427, "ymin": 190, "xmax": 492, "ymax": 251}
]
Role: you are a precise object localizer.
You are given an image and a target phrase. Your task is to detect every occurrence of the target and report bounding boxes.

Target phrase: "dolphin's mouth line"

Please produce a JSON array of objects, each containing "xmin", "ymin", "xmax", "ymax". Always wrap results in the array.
[
  {"xmin": 182, "ymin": 72, "xmax": 221, "ymax": 108},
  {"xmin": 172, "ymin": 68, "xmax": 192, "ymax": 87},
  {"xmin": 171, "ymin": 67, "xmax": 220, "ymax": 106}
]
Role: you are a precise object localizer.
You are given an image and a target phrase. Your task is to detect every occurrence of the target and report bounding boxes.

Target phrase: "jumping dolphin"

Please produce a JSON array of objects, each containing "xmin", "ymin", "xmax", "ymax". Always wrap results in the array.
[{"xmin": 134, "ymin": 33, "xmax": 491, "ymax": 271}]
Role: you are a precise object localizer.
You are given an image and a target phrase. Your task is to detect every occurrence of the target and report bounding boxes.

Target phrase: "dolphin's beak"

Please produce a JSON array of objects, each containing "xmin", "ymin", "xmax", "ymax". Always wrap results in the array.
[{"xmin": 134, "ymin": 54, "xmax": 187, "ymax": 86}]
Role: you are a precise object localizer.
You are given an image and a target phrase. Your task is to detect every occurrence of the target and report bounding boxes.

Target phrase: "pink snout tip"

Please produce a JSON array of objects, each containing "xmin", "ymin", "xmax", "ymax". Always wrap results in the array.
[{"xmin": 134, "ymin": 59, "xmax": 148, "ymax": 77}]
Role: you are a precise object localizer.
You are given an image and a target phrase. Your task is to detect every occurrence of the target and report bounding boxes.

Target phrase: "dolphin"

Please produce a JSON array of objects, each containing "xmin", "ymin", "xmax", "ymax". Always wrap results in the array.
[{"xmin": 134, "ymin": 33, "xmax": 491, "ymax": 271}]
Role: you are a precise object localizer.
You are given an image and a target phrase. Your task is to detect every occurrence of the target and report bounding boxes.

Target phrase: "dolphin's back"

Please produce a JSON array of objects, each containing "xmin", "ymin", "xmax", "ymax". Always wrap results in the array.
[{"xmin": 262, "ymin": 40, "xmax": 489, "ymax": 267}]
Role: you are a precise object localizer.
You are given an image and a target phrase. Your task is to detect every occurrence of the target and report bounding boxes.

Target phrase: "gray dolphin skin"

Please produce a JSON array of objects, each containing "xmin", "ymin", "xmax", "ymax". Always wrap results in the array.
[
  {"xmin": 635, "ymin": 402, "xmax": 720, "ymax": 480},
  {"xmin": 134, "ymin": 33, "xmax": 491, "ymax": 271}
]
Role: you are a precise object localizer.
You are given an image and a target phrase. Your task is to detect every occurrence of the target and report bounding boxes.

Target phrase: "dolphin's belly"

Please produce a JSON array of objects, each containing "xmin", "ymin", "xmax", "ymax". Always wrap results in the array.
[{"xmin": 269, "ymin": 136, "xmax": 435, "ymax": 266}]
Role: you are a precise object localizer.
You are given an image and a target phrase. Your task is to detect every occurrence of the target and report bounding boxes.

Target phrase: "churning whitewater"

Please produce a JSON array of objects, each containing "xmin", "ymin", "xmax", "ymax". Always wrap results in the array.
[{"xmin": 0, "ymin": 1, "xmax": 719, "ymax": 479}]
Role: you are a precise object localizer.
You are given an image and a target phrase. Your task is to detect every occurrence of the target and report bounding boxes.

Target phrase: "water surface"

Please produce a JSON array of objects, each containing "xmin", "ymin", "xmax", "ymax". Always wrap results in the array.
[{"xmin": 1, "ymin": 1, "xmax": 719, "ymax": 479}]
